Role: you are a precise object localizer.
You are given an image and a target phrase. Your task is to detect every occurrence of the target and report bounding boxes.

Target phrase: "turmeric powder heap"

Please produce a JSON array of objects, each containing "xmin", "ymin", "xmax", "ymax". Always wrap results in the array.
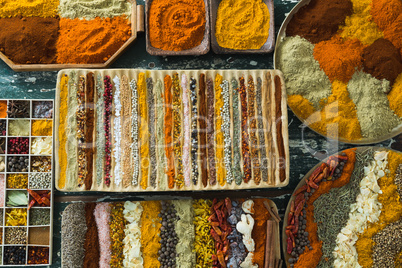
[
  {"xmin": 215, "ymin": 0, "xmax": 270, "ymax": 50},
  {"xmin": 149, "ymin": 0, "xmax": 206, "ymax": 51}
]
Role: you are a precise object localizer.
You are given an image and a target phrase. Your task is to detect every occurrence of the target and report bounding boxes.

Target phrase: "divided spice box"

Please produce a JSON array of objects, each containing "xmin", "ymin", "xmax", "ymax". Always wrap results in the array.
[
  {"xmin": 55, "ymin": 69, "xmax": 289, "ymax": 192},
  {"xmin": 0, "ymin": 99, "xmax": 53, "ymax": 266}
]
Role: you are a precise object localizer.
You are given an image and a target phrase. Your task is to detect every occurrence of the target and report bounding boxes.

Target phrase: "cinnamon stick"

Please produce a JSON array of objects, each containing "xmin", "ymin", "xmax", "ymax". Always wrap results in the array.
[
  {"xmin": 263, "ymin": 200, "xmax": 281, "ymax": 223},
  {"xmin": 264, "ymin": 219, "xmax": 276, "ymax": 268}
]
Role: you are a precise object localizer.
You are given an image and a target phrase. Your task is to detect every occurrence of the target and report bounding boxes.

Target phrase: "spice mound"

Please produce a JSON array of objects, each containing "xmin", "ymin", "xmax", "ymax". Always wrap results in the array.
[
  {"xmin": 149, "ymin": 0, "xmax": 206, "ymax": 51},
  {"xmin": 285, "ymin": 148, "xmax": 402, "ymax": 268},
  {"xmin": 277, "ymin": 0, "xmax": 402, "ymax": 141},
  {"xmin": 0, "ymin": 0, "xmax": 133, "ymax": 64},
  {"xmin": 215, "ymin": 0, "xmax": 270, "ymax": 50}
]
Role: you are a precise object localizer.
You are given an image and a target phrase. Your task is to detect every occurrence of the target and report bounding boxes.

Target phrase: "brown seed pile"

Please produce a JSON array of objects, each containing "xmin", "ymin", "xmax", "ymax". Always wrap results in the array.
[
  {"xmin": 5, "ymin": 227, "xmax": 27, "ymax": 244},
  {"xmin": 372, "ymin": 219, "xmax": 402, "ymax": 268}
]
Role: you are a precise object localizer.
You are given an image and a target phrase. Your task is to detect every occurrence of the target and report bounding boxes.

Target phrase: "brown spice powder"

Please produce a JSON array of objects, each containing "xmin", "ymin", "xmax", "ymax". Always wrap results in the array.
[
  {"xmin": 85, "ymin": 73, "xmax": 95, "ymax": 190},
  {"xmin": 198, "ymin": 74, "xmax": 208, "ymax": 187},
  {"xmin": 83, "ymin": 203, "xmax": 100, "ymax": 268},
  {"xmin": 274, "ymin": 76, "xmax": 286, "ymax": 182},
  {"xmin": 207, "ymin": 78, "xmax": 216, "ymax": 185}
]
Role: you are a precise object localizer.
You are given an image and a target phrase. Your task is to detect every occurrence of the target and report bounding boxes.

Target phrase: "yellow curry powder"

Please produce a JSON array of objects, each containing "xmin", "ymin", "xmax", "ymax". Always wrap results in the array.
[
  {"xmin": 32, "ymin": 119, "xmax": 53, "ymax": 136},
  {"xmin": 0, "ymin": 0, "xmax": 58, "ymax": 18},
  {"xmin": 339, "ymin": 0, "xmax": 383, "ymax": 46},
  {"xmin": 356, "ymin": 151, "xmax": 402, "ymax": 267},
  {"xmin": 388, "ymin": 73, "xmax": 402, "ymax": 117},
  {"xmin": 214, "ymin": 74, "xmax": 226, "ymax": 186},
  {"xmin": 58, "ymin": 75, "xmax": 69, "ymax": 189},
  {"xmin": 140, "ymin": 201, "xmax": 161, "ymax": 268},
  {"xmin": 138, "ymin": 73, "xmax": 149, "ymax": 190},
  {"xmin": 288, "ymin": 81, "xmax": 362, "ymax": 141},
  {"xmin": 215, "ymin": 0, "xmax": 270, "ymax": 50}
]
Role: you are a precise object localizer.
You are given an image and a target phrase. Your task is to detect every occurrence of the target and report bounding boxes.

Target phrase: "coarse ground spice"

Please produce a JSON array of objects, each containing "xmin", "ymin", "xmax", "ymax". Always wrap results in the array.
[
  {"xmin": 198, "ymin": 74, "xmax": 208, "ymax": 187},
  {"xmin": 314, "ymin": 149, "xmax": 370, "ymax": 267},
  {"xmin": 140, "ymin": 201, "xmax": 161, "ymax": 268},
  {"xmin": 84, "ymin": 203, "xmax": 100, "ymax": 268},
  {"xmin": 0, "ymin": 0, "xmax": 58, "ymax": 18},
  {"xmin": 93, "ymin": 203, "xmax": 111, "ymax": 267},
  {"xmin": 286, "ymin": 0, "xmax": 353, "ymax": 44},
  {"xmin": 95, "ymin": 74, "xmax": 105, "ymax": 187},
  {"xmin": 248, "ymin": 76, "xmax": 261, "ymax": 184},
  {"xmin": 356, "ymin": 151, "xmax": 402, "ymax": 268},
  {"xmin": 85, "ymin": 73, "xmax": 95, "ymax": 190},
  {"xmin": 252, "ymin": 199, "xmax": 270, "ymax": 266},
  {"xmin": 57, "ymin": 16, "xmax": 131, "ymax": 64},
  {"xmin": 313, "ymin": 35, "xmax": 365, "ymax": 83},
  {"xmin": 121, "ymin": 76, "xmax": 132, "ymax": 188},
  {"xmin": 149, "ymin": 0, "xmax": 206, "ymax": 51},
  {"xmin": 138, "ymin": 73, "xmax": 149, "ymax": 190},
  {"xmin": 256, "ymin": 78, "xmax": 268, "ymax": 182},
  {"xmin": 0, "ymin": 17, "xmax": 59, "ymax": 64},
  {"xmin": 372, "ymin": 219, "xmax": 402, "ymax": 267},
  {"xmin": 339, "ymin": 0, "xmax": 383, "ymax": 46},
  {"xmin": 190, "ymin": 78, "xmax": 199, "ymax": 185},
  {"xmin": 214, "ymin": 74, "xmax": 226, "ymax": 186},
  {"xmin": 0, "ymin": 101, "xmax": 7, "ymax": 118},
  {"xmin": 240, "ymin": 77, "xmax": 251, "ymax": 183},
  {"xmin": 294, "ymin": 148, "xmax": 356, "ymax": 268},
  {"xmin": 231, "ymin": 78, "xmax": 243, "ymax": 185},
  {"xmin": 362, "ymin": 38, "xmax": 402, "ymax": 86},
  {"xmin": 172, "ymin": 74, "xmax": 184, "ymax": 188},
  {"xmin": 164, "ymin": 75, "xmax": 175, "ymax": 189},
  {"xmin": 32, "ymin": 119, "xmax": 53, "ymax": 136},
  {"xmin": 146, "ymin": 77, "xmax": 157, "ymax": 188},
  {"xmin": 207, "ymin": 78, "xmax": 216, "ymax": 185},
  {"xmin": 61, "ymin": 203, "xmax": 87, "ymax": 268},
  {"xmin": 215, "ymin": 0, "xmax": 270, "ymax": 50},
  {"xmin": 109, "ymin": 203, "xmax": 126, "ymax": 268}
]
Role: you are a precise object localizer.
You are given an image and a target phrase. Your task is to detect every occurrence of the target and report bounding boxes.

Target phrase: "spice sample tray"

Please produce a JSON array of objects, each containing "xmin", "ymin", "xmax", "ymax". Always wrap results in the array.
[
  {"xmin": 210, "ymin": 0, "xmax": 275, "ymax": 54},
  {"xmin": 0, "ymin": 99, "xmax": 54, "ymax": 266},
  {"xmin": 61, "ymin": 198, "xmax": 281, "ymax": 268},
  {"xmin": 0, "ymin": 3, "xmax": 144, "ymax": 72},
  {"xmin": 55, "ymin": 69, "xmax": 289, "ymax": 192}
]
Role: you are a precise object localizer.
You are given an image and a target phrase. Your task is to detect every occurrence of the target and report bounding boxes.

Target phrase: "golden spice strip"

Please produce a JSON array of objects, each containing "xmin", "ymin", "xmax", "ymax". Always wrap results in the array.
[
  {"xmin": 58, "ymin": 74, "xmax": 69, "ymax": 190},
  {"xmin": 214, "ymin": 74, "xmax": 226, "ymax": 186},
  {"xmin": 138, "ymin": 73, "xmax": 149, "ymax": 190}
]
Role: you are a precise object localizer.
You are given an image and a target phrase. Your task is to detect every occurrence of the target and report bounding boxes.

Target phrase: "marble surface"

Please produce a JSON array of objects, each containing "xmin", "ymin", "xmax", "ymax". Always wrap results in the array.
[{"xmin": 0, "ymin": 0, "xmax": 400, "ymax": 267}]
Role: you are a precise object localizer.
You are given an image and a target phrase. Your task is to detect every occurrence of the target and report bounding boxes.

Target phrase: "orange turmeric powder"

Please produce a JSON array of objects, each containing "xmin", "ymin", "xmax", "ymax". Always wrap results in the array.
[
  {"xmin": 57, "ymin": 16, "xmax": 131, "ymax": 64},
  {"xmin": 164, "ymin": 75, "xmax": 175, "ymax": 189},
  {"xmin": 148, "ymin": 0, "xmax": 206, "ymax": 51},
  {"xmin": 313, "ymin": 35, "xmax": 365, "ymax": 83}
]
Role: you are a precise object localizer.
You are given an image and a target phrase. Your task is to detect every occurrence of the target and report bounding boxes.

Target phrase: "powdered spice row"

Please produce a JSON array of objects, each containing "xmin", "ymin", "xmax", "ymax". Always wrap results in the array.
[{"xmin": 54, "ymin": 69, "xmax": 289, "ymax": 192}]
